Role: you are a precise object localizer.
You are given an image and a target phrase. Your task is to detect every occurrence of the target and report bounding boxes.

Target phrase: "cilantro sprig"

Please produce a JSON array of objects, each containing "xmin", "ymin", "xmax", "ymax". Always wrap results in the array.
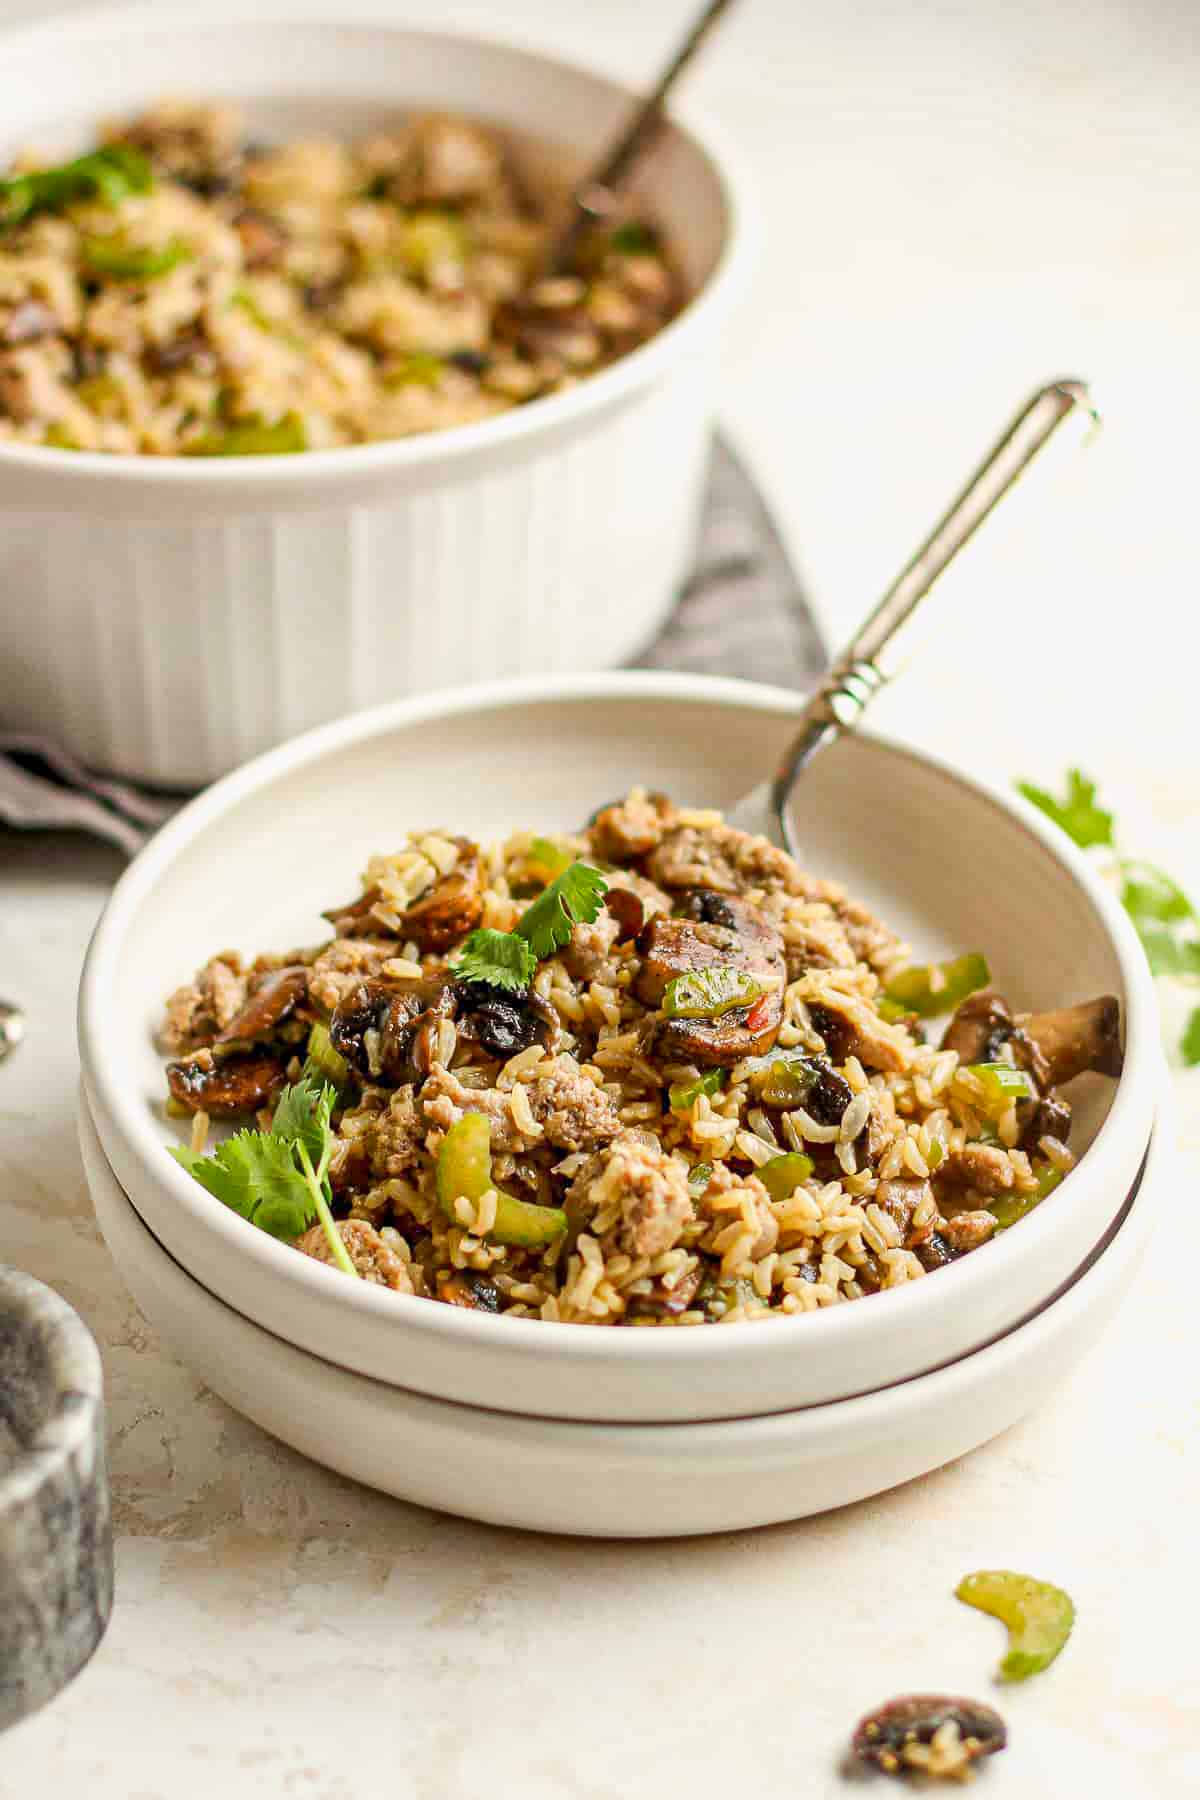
[
  {"xmin": 170, "ymin": 1066, "xmax": 360, "ymax": 1275},
  {"xmin": 453, "ymin": 859, "xmax": 609, "ymax": 993},
  {"xmin": 1018, "ymin": 769, "xmax": 1200, "ymax": 1066}
]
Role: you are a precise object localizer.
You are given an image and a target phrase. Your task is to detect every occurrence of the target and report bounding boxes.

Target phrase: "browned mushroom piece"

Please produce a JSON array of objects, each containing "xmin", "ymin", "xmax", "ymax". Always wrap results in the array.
[
  {"xmin": 330, "ymin": 978, "xmax": 457, "ymax": 1084},
  {"xmin": 214, "ymin": 965, "xmax": 309, "ymax": 1045},
  {"xmin": 635, "ymin": 895, "xmax": 785, "ymax": 1067},
  {"xmin": 603, "ymin": 885, "xmax": 645, "ymax": 944},
  {"xmin": 400, "ymin": 842, "xmax": 484, "ymax": 952},
  {"xmin": 453, "ymin": 982, "xmax": 560, "ymax": 1061},
  {"xmin": 940, "ymin": 986, "xmax": 1051, "ymax": 1087},
  {"xmin": 851, "ymin": 1694, "xmax": 1007, "ymax": 1777},
  {"xmin": 940, "ymin": 988, "xmax": 1017, "ymax": 1063},
  {"xmin": 147, "ymin": 330, "xmax": 219, "ymax": 377},
  {"xmin": 322, "ymin": 841, "xmax": 483, "ymax": 951},
  {"xmin": 233, "ymin": 206, "xmax": 288, "ymax": 269},
  {"xmin": 322, "ymin": 885, "xmax": 385, "ymax": 936},
  {"xmin": 437, "ymin": 1269, "xmax": 502, "ymax": 1312},
  {"xmin": 167, "ymin": 1047, "xmax": 288, "ymax": 1117},
  {"xmin": 1019, "ymin": 1091, "xmax": 1073, "ymax": 1153},
  {"xmin": 626, "ymin": 1264, "xmax": 703, "ymax": 1320},
  {"xmin": 1019, "ymin": 996, "xmax": 1123, "ymax": 1086}
]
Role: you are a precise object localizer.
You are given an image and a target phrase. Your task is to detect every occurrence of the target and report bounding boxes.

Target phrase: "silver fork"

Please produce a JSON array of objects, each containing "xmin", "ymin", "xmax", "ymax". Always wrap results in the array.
[{"xmin": 727, "ymin": 378, "xmax": 1099, "ymax": 852}]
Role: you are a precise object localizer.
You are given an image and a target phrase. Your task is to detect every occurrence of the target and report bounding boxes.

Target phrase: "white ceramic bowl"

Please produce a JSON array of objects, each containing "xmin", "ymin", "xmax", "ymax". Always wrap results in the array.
[
  {"xmin": 0, "ymin": 6, "xmax": 751, "ymax": 786},
  {"xmin": 78, "ymin": 674, "xmax": 1161, "ymax": 1423},
  {"xmin": 79, "ymin": 1084, "xmax": 1163, "ymax": 1537}
]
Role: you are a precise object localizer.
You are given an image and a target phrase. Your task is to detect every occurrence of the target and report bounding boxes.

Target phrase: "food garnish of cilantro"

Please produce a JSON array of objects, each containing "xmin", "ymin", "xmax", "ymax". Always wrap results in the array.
[
  {"xmin": 1018, "ymin": 769, "xmax": 1200, "ymax": 1066},
  {"xmin": 452, "ymin": 859, "xmax": 608, "ymax": 993},
  {"xmin": 170, "ymin": 1066, "xmax": 359, "ymax": 1275}
]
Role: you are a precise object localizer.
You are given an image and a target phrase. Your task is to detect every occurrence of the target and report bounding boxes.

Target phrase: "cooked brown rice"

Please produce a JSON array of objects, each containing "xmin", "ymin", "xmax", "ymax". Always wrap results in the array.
[
  {"xmin": 157, "ymin": 790, "xmax": 1118, "ymax": 1327},
  {"xmin": 0, "ymin": 100, "xmax": 681, "ymax": 455}
]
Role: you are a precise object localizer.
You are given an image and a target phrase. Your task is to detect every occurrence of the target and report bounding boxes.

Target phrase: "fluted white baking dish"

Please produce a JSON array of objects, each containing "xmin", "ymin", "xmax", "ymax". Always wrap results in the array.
[
  {"xmin": 77, "ymin": 674, "xmax": 1161, "ymax": 1424},
  {"xmin": 0, "ymin": 7, "xmax": 752, "ymax": 785}
]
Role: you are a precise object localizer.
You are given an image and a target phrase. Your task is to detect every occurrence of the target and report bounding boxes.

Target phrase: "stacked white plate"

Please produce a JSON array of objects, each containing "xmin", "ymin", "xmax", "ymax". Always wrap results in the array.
[{"xmin": 77, "ymin": 676, "xmax": 1164, "ymax": 1535}]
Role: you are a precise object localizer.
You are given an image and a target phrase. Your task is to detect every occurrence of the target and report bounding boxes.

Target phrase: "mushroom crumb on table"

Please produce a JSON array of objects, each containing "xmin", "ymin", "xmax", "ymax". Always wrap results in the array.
[{"xmin": 159, "ymin": 791, "xmax": 1123, "ymax": 1326}]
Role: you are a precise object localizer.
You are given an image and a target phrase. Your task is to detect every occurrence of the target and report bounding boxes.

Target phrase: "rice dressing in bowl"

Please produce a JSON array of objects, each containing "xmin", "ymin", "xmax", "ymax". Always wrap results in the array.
[{"xmin": 78, "ymin": 674, "xmax": 1160, "ymax": 1423}]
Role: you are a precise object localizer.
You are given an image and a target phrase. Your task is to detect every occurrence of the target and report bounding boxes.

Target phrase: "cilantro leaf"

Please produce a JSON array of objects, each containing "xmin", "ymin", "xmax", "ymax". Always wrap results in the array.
[
  {"xmin": 170, "ymin": 1130, "xmax": 313, "ymax": 1241},
  {"xmin": 1120, "ymin": 860, "xmax": 1196, "ymax": 926},
  {"xmin": 1017, "ymin": 769, "xmax": 1114, "ymax": 849},
  {"xmin": 1, "ymin": 144, "xmax": 152, "ymax": 229},
  {"xmin": 1133, "ymin": 924, "xmax": 1200, "ymax": 980},
  {"xmin": 169, "ymin": 1072, "xmax": 359, "ymax": 1276},
  {"xmin": 515, "ymin": 860, "xmax": 608, "ymax": 959},
  {"xmin": 453, "ymin": 928, "xmax": 538, "ymax": 993},
  {"xmin": 1182, "ymin": 1007, "xmax": 1200, "ymax": 1068},
  {"xmin": 270, "ymin": 1069, "xmax": 336, "ymax": 1176}
]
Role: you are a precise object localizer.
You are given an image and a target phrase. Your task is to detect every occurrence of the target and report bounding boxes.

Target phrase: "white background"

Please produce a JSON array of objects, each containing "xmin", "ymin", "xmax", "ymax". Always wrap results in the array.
[{"xmin": 1, "ymin": 3, "xmax": 1197, "ymax": 1796}]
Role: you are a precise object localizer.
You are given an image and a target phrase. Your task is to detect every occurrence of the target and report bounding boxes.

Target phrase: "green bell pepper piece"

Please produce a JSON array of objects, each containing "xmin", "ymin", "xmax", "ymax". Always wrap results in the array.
[
  {"xmin": 668, "ymin": 1069, "xmax": 725, "ymax": 1111},
  {"xmin": 884, "ymin": 952, "xmax": 990, "ymax": 1018},
  {"xmin": 436, "ymin": 1112, "xmax": 565, "ymax": 1249},
  {"xmin": 82, "ymin": 234, "xmax": 190, "ymax": 279},
  {"xmin": 306, "ymin": 1021, "xmax": 351, "ymax": 1092},
  {"xmin": 758, "ymin": 1151, "xmax": 815, "ymax": 1202},
  {"xmin": 988, "ymin": 1161, "xmax": 1064, "ymax": 1231},
  {"xmin": 187, "ymin": 411, "xmax": 307, "ymax": 456},
  {"xmin": 956, "ymin": 1569, "xmax": 1075, "ymax": 1680},
  {"xmin": 662, "ymin": 965, "xmax": 764, "ymax": 1020}
]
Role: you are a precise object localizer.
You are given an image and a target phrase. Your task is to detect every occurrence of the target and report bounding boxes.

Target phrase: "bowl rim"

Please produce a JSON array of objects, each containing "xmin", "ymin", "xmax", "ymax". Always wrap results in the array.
[
  {"xmin": 0, "ymin": 5, "xmax": 756, "ymax": 491},
  {"xmin": 78, "ymin": 670, "xmax": 1163, "ymax": 1371},
  {"xmin": 0, "ymin": 1265, "xmax": 104, "ymax": 1510}
]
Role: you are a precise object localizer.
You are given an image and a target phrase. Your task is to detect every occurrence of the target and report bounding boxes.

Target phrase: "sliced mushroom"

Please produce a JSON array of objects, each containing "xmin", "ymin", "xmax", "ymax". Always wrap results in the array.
[
  {"xmin": 603, "ymin": 886, "xmax": 644, "ymax": 943},
  {"xmin": 214, "ymin": 965, "xmax": 309, "ymax": 1045},
  {"xmin": 454, "ymin": 982, "xmax": 560, "ymax": 1060},
  {"xmin": 322, "ymin": 885, "xmax": 385, "ymax": 936},
  {"xmin": 400, "ymin": 843, "xmax": 484, "ymax": 951},
  {"xmin": 941, "ymin": 988, "xmax": 1017, "ymax": 1063},
  {"xmin": 941, "ymin": 987, "xmax": 1050, "ymax": 1086},
  {"xmin": 325, "ymin": 841, "xmax": 483, "ymax": 952},
  {"xmin": 635, "ymin": 899, "xmax": 785, "ymax": 1067},
  {"xmin": 1019, "ymin": 996, "xmax": 1123, "ymax": 1085},
  {"xmin": 167, "ymin": 1047, "xmax": 288, "ymax": 1117},
  {"xmin": 330, "ymin": 978, "xmax": 456, "ymax": 1085}
]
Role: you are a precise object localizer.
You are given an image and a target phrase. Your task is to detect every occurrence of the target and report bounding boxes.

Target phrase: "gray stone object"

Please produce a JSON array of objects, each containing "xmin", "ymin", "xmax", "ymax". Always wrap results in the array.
[{"xmin": 0, "ymin": 1266, "xmax": 113, "ymax": 1732}]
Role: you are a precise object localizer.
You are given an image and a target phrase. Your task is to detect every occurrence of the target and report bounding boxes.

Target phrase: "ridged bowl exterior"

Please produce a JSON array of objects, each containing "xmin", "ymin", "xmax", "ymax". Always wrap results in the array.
[{"xmin": 0, "ymin": 11, "xmax": 747, "ymax": 785}]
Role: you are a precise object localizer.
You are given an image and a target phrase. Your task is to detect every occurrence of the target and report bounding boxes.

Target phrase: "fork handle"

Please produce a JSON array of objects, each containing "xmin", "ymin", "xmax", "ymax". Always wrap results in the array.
[{"xmin": 770, "ymin": 378, "xmax": 1098, "ymax": 828}]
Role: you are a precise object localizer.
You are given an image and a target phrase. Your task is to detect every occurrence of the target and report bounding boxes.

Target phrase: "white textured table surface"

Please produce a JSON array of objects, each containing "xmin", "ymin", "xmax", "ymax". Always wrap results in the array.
[{"xmin": 2, "ymin": 1, "xmax": 1199, "ymax": 1794}]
